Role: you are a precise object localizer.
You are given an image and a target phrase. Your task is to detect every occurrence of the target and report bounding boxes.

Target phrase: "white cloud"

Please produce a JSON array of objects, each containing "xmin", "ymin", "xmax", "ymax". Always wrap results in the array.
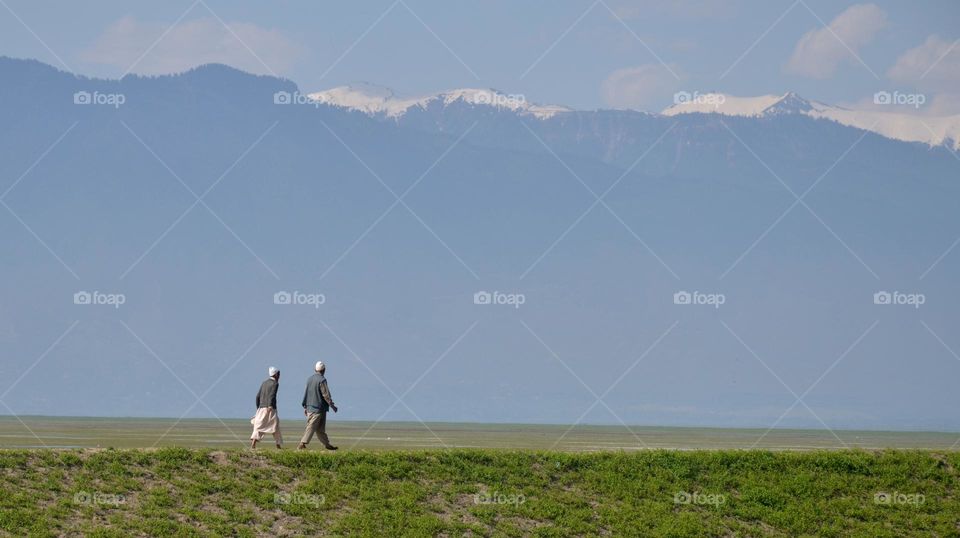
[
  {"xmin": 885, "ymin": 35, "xmax": 960, "ymax": 116},
  {"xmin": 784, "ymin": 3, "xmax": 886, "ymax": 79},
  {"xmin": 601, "ymin": 64, "xmax": 683, "ymax": 111},
  {"xmin": 80, "ymin": 16, "xmax": 303, "ymax": 76},
  {"xmin": 887, "ymin": 35, "xmax": 960, "ymax": 87}
]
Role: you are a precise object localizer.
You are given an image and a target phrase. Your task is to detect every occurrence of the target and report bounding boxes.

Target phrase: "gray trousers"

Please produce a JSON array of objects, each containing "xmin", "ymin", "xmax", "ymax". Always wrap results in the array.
[{"xmin": 300, "ymin": 411, "xmax": 331, "ymax": 447}]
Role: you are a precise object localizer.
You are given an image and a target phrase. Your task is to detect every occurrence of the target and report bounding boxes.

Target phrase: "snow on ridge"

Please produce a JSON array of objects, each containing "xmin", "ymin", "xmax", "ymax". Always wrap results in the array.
[
  {"xmin": 661, "ymin": 92, "xmax": 785, "ymax": 117},
  {"xmin": 811, "ymin": 107, "xmax": 960, "ymax": 149},
  {"xmin": 661, "ymin": 91, "xmax": 960, "ymax": 149},
  {"xmin": 661, "ymin": 92, "xmax": 826, "ymax": 117},
  {"xmin": 307, "ymin": 84, "xmax": 960, "ymax": 149},
  {"xmin": 307, "ymin": 84, "xmax": 571, "ymax": 119},
  {"xmin": 306, "ymin": 83, "xmax": 412, "ymax": 117}
]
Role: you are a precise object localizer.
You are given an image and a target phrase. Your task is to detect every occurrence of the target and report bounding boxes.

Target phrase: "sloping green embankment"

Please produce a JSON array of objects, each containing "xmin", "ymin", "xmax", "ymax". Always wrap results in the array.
[{"xmin": 1, "ymin": 449, "xmax": 957, "ymax": 537}]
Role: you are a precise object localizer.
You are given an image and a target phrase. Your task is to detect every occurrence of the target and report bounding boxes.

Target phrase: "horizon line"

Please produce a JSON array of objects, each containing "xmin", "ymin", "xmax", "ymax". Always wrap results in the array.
[{"xmin": 3, "ymin": 414, "xmax": 957, "ymax": 436}]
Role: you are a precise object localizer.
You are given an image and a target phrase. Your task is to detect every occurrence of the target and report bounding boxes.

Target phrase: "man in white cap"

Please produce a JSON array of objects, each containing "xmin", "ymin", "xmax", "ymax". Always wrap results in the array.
[
  {"xmin": 297, "ymin": 361, "xmax": 338, "ymax": 450},
  {"xmin": 250, "ymin": 367, "xmax": 282, "ymax": 449}
]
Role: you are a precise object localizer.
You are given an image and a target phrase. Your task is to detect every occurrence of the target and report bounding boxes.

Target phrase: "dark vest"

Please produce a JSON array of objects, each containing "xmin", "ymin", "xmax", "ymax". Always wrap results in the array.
[
  {"xmin": 256, "ymin": 378, "xmax": 278, "ymax": 409},
  {"xmin": 302, "ymin": 373, "xmax": 329, "ymax": 413}
]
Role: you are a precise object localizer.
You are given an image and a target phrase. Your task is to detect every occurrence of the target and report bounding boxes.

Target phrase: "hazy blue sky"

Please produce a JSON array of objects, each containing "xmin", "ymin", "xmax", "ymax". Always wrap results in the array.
[
  {"xmin": 1, "ymin": 2, "xmax": 959, "ymax": 433},
  {"xmin": 1, "ymin": 0, "xmax": 958, "ymax": 113}
]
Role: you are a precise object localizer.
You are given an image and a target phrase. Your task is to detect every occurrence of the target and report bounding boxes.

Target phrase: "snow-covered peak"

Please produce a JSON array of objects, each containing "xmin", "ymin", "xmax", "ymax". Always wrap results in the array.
[
  {"xmin": 307, "ymin": 82, "xmax": 408, "ymax": 116},
  {"xmin": 307, "ymin": 84, "xmax": 571, "ymax": 119},
  {"xmin": 764, "ymin": 92, "xmax": 817, "ymax": 115},
  {"xmin": 661, "ymin": 91, "xmax": 959, "ymax": 148},
  {"xmin": 661, "ymin": 92, "xmax": 823, "ymax": 117}
]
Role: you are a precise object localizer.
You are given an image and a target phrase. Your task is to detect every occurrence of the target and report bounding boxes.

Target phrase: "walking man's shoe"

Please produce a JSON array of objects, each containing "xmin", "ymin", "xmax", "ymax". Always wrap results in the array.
[
  {"xmin": 325, "ymin": 445, "xmax": 338, "ymax": 451},
  {"xmin": 297, "ymin": 442, "xmax": 307, "ymax": 450}
]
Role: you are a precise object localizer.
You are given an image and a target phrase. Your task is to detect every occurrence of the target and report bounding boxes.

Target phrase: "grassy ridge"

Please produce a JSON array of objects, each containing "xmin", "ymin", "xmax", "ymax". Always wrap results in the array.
[{"xmin": 1, "ymin": 449, "xmax": 958, "ymax": 537}]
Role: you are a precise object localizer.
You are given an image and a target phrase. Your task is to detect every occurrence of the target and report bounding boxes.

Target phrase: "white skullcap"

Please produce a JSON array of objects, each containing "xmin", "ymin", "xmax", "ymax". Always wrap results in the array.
[
  {"xmin": 268, "ymin": 366, "xmax": 279, "ymax": 377},
  {"xmin": 315, "ymin": 361, "xmax": 324, "ymax": 371}
]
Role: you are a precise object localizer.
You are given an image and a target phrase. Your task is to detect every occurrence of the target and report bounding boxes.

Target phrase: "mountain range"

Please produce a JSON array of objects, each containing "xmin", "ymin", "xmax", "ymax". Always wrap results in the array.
[
  {"xmin": 0, "ymin": 56, "xmax": 958, "ymax": 432},
  {"xmin": 310, "ymin": 83, "xmax": 960, "ymax": 149}
]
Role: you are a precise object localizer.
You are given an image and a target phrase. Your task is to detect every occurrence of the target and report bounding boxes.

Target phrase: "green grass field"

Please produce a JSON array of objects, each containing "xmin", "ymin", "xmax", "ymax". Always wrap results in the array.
[
  {"xmin": 1, "ymin": 448, "xmax": 958, "ymax": 537},
  {"xmin": 2, "ymin": 418, "xmax": 958, "ymax": 536}
]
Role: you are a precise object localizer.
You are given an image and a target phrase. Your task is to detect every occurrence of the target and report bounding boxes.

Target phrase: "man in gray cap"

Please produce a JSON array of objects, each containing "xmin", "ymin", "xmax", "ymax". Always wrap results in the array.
[
  {"xmin": 298, "ymin": 361, "xmax": 338, "ymax": 450},
  {"xmin": 250, "ymin": 367, "xmax": 282, "ymax": 449}
]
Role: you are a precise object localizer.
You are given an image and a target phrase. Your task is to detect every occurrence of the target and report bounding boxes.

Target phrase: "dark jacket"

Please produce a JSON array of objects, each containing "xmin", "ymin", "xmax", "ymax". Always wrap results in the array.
[
  {"xmin": 302, "ymin": 373, "xmax": 334, "ymax": 413},
  {"xmin": 256, "ymin": 378, "xmax": 278, "ymax": 409}
]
